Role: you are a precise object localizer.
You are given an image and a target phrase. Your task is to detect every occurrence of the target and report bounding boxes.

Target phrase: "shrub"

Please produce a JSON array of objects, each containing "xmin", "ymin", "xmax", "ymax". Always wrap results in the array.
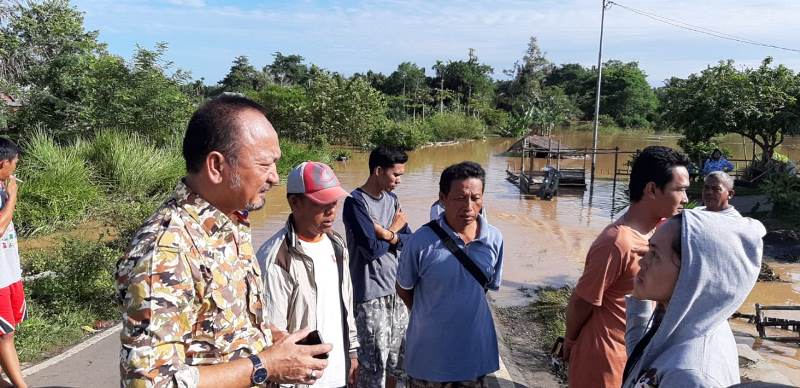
[
  {"xmin": 277, "ymin": 140, "xmax": 333, "ymax": 178},
  {"xmin": 83, "ymin": 130, "xmax": 184, "ymax": 198},
  {"xmin": 371, "ymin": 120, "xmax": 432, "ymax": 150},
  {"xmin": 23, "ymin": 239, "xmax": 119, "ymax": 313},
  {"xmin": 15, "ymin": 133, "xmax": 102, "ymax": 236},
  {"xmin": 424, "ymin": 112, "xmax": 486, "ymax": 141},
  {"xmin": 762, "ymin": 174, "xmax": 800, "ymax": 214},
  {"xmin": 677, "ymin": 138, "xmax": 729, "ymax": 166},
  {"xmin": 481, "ymin": 108, "xmax": 510, "ymax": 133},
  {"xmin": 18, "ymin": 239, "xmax": 121, "ymax": 362}
]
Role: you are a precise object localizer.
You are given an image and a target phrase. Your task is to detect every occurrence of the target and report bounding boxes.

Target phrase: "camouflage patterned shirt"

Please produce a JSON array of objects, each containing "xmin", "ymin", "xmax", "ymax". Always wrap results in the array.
[{"xmin": 115, "ymin": 181, "xmax": 272, "ymax": 387}]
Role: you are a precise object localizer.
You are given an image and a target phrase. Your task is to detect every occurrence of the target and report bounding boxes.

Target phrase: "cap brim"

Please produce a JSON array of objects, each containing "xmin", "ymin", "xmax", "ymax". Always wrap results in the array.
[{"xmin": 305, "ymin": 186, "xmax": 349, "ymax": 205}]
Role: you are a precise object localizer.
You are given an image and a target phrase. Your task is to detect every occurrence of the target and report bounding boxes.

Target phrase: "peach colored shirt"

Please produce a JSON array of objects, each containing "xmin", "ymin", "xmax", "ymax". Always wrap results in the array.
[{"xmin": 569, "ymin": 221, "xmax": 648, "ymax": 388}]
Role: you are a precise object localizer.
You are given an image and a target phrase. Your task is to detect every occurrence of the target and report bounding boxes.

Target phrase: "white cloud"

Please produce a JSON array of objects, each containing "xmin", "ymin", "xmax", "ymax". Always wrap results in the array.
[
  {"xmin": 73, "ymin": 0, "xmax": 800, "ymax": 85},
  {"xmin": 164, "ymin": 0, "xmax": 205, "ymax": 8}
]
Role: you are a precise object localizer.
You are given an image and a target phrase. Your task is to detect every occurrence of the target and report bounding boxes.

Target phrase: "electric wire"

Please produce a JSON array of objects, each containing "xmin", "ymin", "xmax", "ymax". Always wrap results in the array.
[{"xmin": 608, "ymin": 1, "xmax": 800, "ymax": 53}]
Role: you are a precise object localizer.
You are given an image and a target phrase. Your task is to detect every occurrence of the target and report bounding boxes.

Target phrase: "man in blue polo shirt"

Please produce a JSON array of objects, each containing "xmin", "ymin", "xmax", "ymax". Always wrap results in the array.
[{"xmin": 396, "ymin": 161, "xmax": 504, "ymax": 387}]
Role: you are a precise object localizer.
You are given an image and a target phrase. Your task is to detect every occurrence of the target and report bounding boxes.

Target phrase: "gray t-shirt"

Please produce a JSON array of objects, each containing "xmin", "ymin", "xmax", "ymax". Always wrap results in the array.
[
  {"xmin": 0, "ymin": 184, "xmax": 20, "ymax": 288},
  {"xmin": 343, "ymin": 188, "xmax": 403, "ymax": 303}
]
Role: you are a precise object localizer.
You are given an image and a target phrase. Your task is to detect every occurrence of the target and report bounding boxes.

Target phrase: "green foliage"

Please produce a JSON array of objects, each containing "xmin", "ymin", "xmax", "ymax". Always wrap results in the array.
[
  {"xmin": 24, "ymin": 239, "xmax": 119, "ymax": 313},
  {"xmin": 762, "ymin": 174, "xmax": 800, "ymax": 214},
  {"xmin": 249, "ymin": 84, "xmax": 310, "ymax": 139},
  {"xmin": 371, "ymin": 120, "xmax": 432, "ymax": 150},
  {"xmin": 219, "ymin": 55, "xmax": 265, "ymax": 93},
  {"xmin": 424, "ymin": 112, "xmax": 486, "ymax": 141},
  {"xmin": 81, "ymin": 44, "xmax": 194, "ymax": 142},
  {"xmin": 14, "ymin": 302, "xmax": 97, "ymax": 362},
  {"xmin": 265, "ymin": 52, "xmax": 309, "ymax": 86},
  {"xmin": 83, "ymin": 131, "xmax": 184, "ymax": 198},
  {"xmin": 253, "ymin": 71, "xmax": 387, "ymax": 146},
  {"xmin": 277, "ymin": 140, "xmax": 334, "ymax": 178},
  {"xmin": 435, "ymin": 49, "xmax": 495, "ymax": 117},
  {"xmin": 529, "ymin": 286, "xmax": 571, "ymax": 348},
  {"xmin": 481, "ymin": 108, "xmax": 510, "ymax": 134},
  {"xmin": 17, "ymin": 239, "xmax": 121, "ymax": 362},
  {"xmin": 543, "ymin": 61, "xmax": 658, "ymax": 128},
  {"xmin": 15, "ymin": 132, "xmax": 102, "ymax": 236},
  {"xmin": 661, "ymin": 57, "xmax": 800, "ymax": 164},
  {"xmin": 677, "ymin": 138, "xmax": 730, "ymax": 167}
]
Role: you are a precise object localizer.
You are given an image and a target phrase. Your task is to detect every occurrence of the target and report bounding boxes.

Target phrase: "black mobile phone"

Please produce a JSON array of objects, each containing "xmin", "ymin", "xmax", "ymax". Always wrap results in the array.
[{"xmin": 295, "ymin": 330, "xmax": 329, "ymax": 359}]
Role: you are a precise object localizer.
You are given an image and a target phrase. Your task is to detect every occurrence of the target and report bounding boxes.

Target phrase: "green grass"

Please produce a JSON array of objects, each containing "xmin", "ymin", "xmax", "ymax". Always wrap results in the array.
[
  {"xmin": 83, "ymin": 130, "xmax": 184, "ymax": 198},
  {"xmin": 15, "ymin": 303, "xmax": 99, "ymax": 363},
  {"xmin": 18, "ymin": 238, "xmax": 121, "ymax": 363},
  {"xmin": 521, "ymin": 286, "xmax": 572, "ymax": 351},
  {"xmin": 16, "ymin": 132, "xmax": 103, "ymax": 236}
]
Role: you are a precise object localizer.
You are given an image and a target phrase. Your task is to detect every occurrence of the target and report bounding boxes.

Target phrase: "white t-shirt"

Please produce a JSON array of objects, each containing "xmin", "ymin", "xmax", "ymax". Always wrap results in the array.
[
  {"xmin": 0, "ymin": 184, "xmax": 20, "ymax": 289},
  {"xmin": 298, "ymin": 234, "xmax": 346, "ymax": 388}
]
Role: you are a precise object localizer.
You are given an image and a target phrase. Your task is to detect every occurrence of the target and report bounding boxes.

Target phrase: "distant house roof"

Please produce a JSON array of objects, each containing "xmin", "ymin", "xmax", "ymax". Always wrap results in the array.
[{"xmin": 0, "ymin": 92, "xmax": 22, "ymax": 108}]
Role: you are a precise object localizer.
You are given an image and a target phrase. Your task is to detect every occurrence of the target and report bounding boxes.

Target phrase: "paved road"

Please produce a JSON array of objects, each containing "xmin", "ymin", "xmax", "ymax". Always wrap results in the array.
[
  {"xmin": 22, "ymin": 325, "xmax": 520, "ymax": 388},
  {"xmin": 24, "ymin": 326, "xmax": 120, "ymax": 388}
]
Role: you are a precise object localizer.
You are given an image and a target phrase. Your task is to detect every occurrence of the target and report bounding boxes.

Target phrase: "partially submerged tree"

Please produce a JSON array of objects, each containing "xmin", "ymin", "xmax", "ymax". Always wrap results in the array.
[{"xmin": 662, "ymin": 57, "xmax": 800, "ymax": 164}]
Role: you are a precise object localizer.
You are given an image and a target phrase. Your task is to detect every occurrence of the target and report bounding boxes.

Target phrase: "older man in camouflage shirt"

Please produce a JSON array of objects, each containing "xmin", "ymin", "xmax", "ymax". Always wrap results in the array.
[{"xmin": 115, "ymin": 96, "xmax": 330, "ymax": 388}]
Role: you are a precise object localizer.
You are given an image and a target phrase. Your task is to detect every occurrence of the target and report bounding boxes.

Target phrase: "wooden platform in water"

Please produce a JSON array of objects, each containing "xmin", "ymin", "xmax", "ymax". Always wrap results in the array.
[{"xmin": 505, "ymin": 134, "xmax": 583, "ymax": 158}]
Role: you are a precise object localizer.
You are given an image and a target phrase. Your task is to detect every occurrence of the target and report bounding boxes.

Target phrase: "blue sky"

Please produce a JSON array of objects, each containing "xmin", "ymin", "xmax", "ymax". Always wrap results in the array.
[{"xmin": 72, "ymin": 0, "xmax": 800, "ymax": 86}]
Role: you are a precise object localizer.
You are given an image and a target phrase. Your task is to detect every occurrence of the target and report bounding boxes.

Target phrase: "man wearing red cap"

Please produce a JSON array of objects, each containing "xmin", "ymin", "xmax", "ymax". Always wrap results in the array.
[{"xmin": 257, "ymin": 161, "xmax": 359, "ymax": 388}]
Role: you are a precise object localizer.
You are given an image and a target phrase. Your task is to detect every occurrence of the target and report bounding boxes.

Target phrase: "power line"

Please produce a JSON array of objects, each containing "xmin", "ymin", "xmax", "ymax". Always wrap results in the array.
[{"xmin": 608, "ymin": 1, "xmax": 800, "ymax": 54}]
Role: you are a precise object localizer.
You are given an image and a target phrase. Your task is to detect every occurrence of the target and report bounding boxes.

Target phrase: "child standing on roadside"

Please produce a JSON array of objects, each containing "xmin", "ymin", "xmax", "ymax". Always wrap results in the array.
[{"xmin": 0, "ymin": 138, "xmax": 25, "ymax": 388}]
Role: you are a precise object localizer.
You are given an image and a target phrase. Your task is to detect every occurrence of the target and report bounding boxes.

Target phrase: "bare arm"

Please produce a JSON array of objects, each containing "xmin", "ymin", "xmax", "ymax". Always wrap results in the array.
[
  {"xmin": 373, "ymin": 208, "xmax": 408, "ymax": 244},
  {"xmin": 396, "ymin": 284, "xmax": 413, "ymax": 310},
  {"xmin": 0, "ymin": 179, "xmax": 17, "ymax": 235},
  {"xmin": 563, "ymin": 291, "xmax": 594, "ymax": 359}
]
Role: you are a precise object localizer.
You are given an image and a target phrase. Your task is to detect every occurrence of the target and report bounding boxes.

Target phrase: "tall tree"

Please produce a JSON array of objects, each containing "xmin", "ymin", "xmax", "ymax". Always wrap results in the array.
[
  {"xmin": 219, "ymin": 55, "xmax": 264, "ymax": 93},
  {"xmin": 439, "ymin": 49, "xmax": 494, "ymax": 116},
  {"xmin": 662, "ymin": 57, "xmax": 800, "ymax": 164},
  {"xmin": 265, "ymin": 52, "xmax": 308, "ymax": 86}
]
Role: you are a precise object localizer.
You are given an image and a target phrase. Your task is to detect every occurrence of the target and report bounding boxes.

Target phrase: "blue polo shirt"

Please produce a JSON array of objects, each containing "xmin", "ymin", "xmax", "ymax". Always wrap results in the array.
[{"xmin": 397, "ymin": 214, "xmax": 504, "ymax": 382}]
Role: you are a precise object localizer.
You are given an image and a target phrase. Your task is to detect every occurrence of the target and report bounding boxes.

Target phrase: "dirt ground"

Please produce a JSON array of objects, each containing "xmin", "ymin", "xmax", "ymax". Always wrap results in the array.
[{"xmin": 494, "ymin": 304, "xmax": 566, "ymax": 388}]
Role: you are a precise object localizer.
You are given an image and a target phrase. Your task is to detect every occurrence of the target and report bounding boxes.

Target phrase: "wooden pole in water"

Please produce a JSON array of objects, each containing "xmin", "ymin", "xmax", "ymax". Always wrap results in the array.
[
  {"xmin": 590, "ymin": 0, "xmax": 610, "ymax": 186},
  {"xmin": 556, "ymin": 136, "xmax": 561, "ymax": 170}
]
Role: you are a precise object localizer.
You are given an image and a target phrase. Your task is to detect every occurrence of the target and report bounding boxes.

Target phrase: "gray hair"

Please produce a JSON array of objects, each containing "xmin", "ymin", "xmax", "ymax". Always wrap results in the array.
[{"xmin": 705, "ymin": 171, "xmax": 734, "ymax": 190}]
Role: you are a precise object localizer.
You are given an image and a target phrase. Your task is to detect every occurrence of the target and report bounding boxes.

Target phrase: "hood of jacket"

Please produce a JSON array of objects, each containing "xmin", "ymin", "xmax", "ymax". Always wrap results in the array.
[{"xmin": 625, "ymin": 208, "xmax": 765, "ymax": 386}]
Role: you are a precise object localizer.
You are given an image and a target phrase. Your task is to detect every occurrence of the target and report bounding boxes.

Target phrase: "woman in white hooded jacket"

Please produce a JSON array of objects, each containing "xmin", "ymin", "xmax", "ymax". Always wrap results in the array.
[{"xmin": 622, "ymin": 209, "xmax": 766, "ymax": 387}]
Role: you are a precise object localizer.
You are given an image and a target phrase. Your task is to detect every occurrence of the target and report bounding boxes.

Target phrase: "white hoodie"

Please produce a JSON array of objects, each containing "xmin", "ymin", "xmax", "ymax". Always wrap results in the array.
[{"xmin": 623, "ymin": 209, "xmax": 766, "ymax": 387}]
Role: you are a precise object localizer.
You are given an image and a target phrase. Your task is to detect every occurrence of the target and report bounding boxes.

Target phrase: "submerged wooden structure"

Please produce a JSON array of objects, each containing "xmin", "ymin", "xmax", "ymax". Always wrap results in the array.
[
  {"xmin": 754, "ymin": 304, "xmax": 800, "ymax": 342},
  {"xmin": 505, "ymin": 135, "xmax": 588, "ymax": 198},
  {"xmin": 505, "ymin": 134, "xmax": 583, "ymax": 158}
]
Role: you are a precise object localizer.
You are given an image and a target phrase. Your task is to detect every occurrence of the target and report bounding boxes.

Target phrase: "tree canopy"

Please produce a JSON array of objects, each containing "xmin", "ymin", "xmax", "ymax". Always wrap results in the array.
[{"xmin": 661, "ymin": 57, "xmax": 800, "ymax": 163}]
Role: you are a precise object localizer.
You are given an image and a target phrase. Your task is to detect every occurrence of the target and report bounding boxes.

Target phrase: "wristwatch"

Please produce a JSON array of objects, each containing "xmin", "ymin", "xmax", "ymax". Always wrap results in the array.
[{"xmin": 248, "ymin": 354, "xmax": 269, "ymax": 385}]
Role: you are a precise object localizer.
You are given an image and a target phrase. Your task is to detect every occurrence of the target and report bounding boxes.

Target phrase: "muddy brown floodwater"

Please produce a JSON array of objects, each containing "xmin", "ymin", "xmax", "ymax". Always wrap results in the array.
[{"xmin": 247, "ymin": 131, "xmax": 800, "ymax": 383}]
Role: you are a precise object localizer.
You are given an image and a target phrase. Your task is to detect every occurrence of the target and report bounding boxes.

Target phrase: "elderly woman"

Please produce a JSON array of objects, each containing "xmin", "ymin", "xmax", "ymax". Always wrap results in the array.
[
  {"xmin": 621, "ymin": 209, "xmax": 765, "ymax": 387},
  {"xmin": 699, "ymin": 171, "xmax": 739, "ymax": 216}
]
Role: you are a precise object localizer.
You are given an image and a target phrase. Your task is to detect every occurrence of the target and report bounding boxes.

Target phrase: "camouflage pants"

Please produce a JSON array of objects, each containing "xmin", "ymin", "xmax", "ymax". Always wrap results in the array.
[
  {"xmin": 405, "ymin": 377, "xmax": 487, "ymax": 388},
  {"xmin": 355, "ymin": 293, "xmax": 408, "ymax": 388}
]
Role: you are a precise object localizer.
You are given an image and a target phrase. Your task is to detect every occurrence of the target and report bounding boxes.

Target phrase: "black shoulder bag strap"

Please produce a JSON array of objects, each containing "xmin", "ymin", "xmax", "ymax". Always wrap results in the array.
[{"xmin": 424, "ymin": 220, "xmax": 489, "ymax": 292}]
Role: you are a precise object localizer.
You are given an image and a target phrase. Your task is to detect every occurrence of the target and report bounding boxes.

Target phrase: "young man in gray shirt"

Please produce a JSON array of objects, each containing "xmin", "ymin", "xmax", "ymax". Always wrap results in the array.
[{"xmin": 342, "ymin": 146, "xmax": 411, "ymax": 388}]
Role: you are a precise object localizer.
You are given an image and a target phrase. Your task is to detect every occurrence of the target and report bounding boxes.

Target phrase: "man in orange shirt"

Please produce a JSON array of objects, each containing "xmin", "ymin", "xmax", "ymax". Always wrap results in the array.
[{"xmin": 563, "ymin": 146, "xmax": 690, "ymax": 388}]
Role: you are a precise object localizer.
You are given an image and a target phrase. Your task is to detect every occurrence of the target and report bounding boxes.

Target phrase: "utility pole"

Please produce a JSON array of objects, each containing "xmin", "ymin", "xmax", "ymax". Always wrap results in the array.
[{"xmin": 590, "ymin": 0, "xmax": 611, "ymax": 186}]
